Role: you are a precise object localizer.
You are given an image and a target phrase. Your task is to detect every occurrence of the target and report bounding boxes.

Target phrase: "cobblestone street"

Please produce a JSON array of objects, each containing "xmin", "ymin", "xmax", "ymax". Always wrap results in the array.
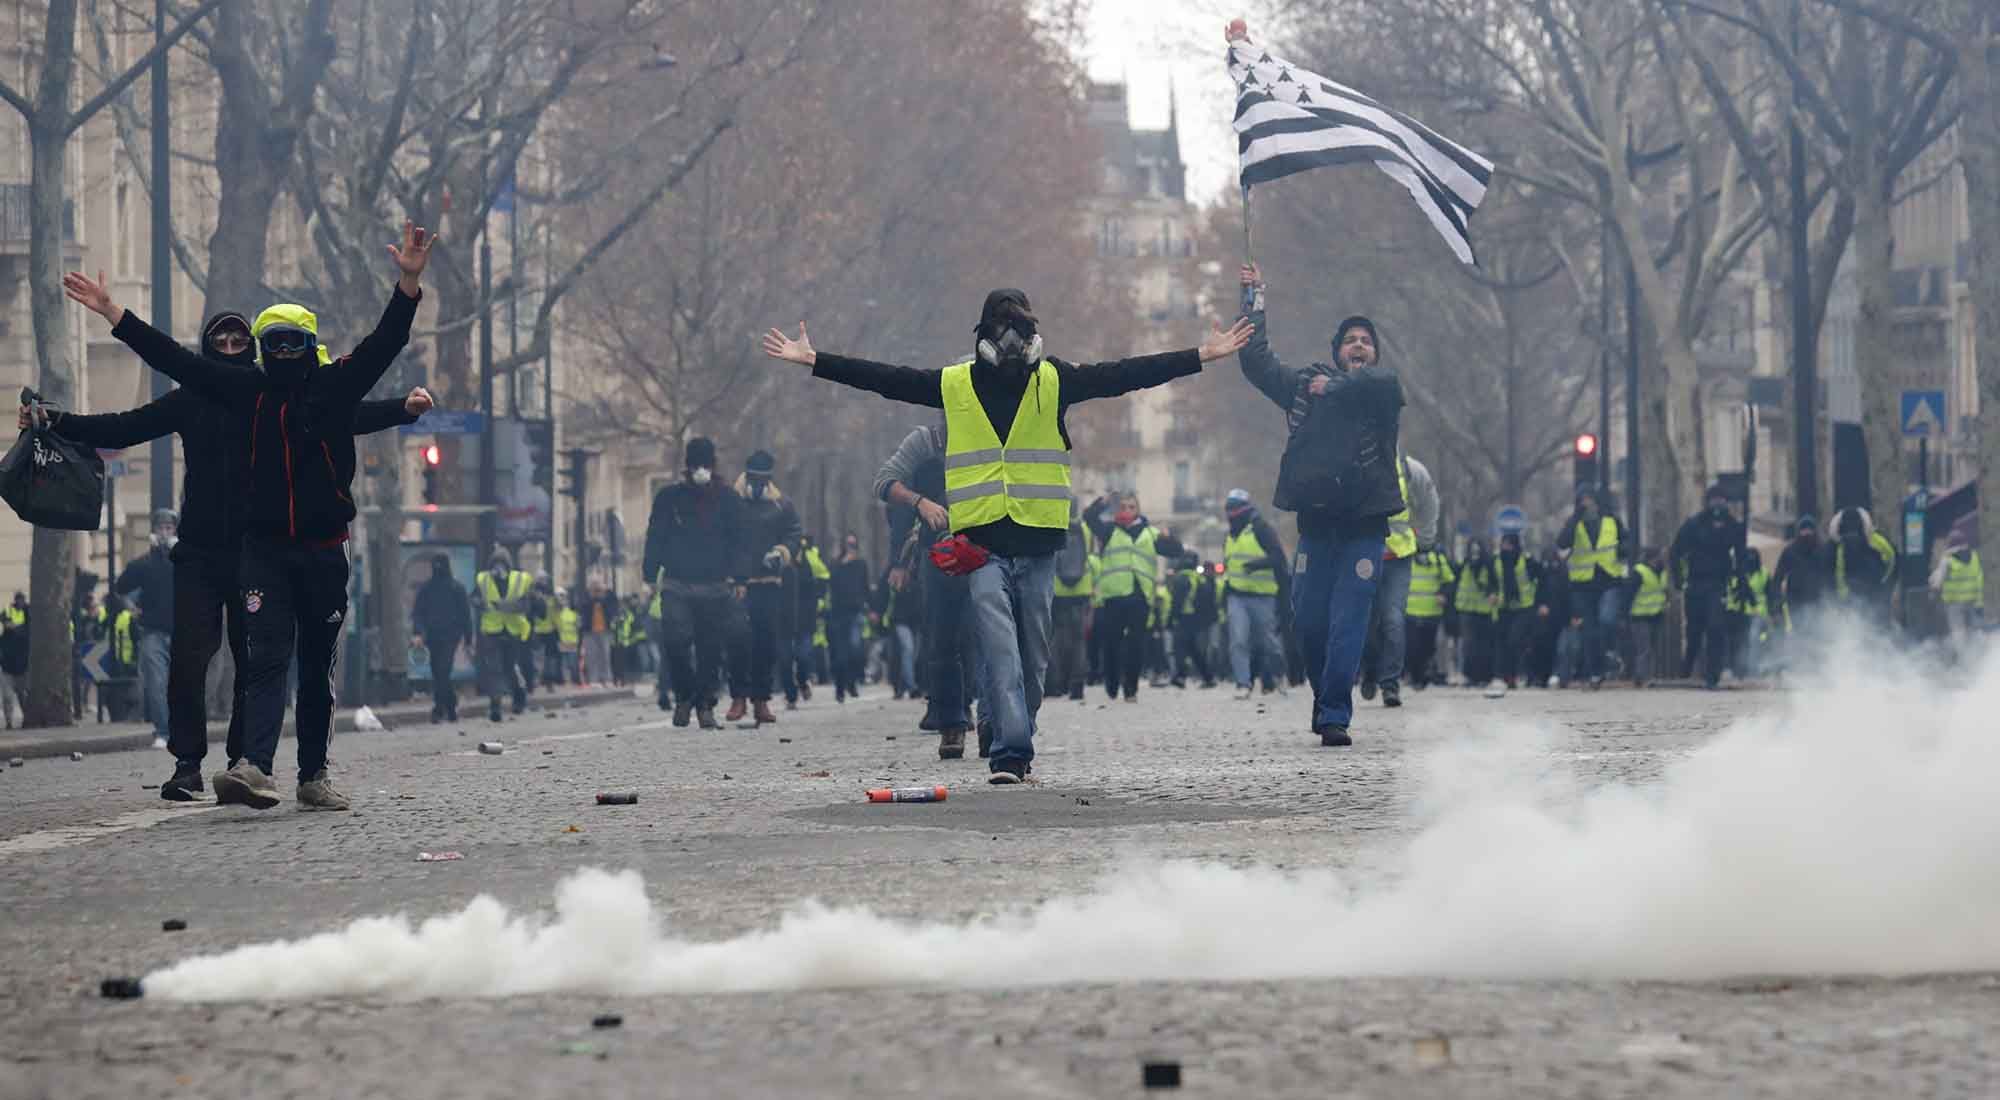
[{"xmin": 4, "ymin": 680, "xmax": 1997, "ymax": 1099}]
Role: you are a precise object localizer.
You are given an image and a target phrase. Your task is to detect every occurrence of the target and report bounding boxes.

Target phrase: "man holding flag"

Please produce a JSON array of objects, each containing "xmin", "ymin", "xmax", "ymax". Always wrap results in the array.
[{"xmin": 1223, "ymin": 18, "xmax": 1490, "ymax": 746}]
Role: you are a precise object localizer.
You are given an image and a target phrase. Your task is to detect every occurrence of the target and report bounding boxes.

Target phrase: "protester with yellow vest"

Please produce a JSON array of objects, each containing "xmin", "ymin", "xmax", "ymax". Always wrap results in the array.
[
  {"xmin": 1492, "ymin": 531, "xmax": 1539, "ymax": 689},
  {"xmin": 1403, "ymin": 547, "xmax": 1454, "ymax": 689},
  {"xmin": 1360, "ymin": 456, "xmax": 1438, "ymax": 707},
  {"xmin": 0, "ymin": 593, "xmax": 27, "ymax": 729},
  {"xmin": 1670, "ymin": 486, "xmax": 1744, "ymax": 689},
  {"xmin": 1219, "ymin": 489, "xmax": 1289, "ymax": 698},
  {"xmin": 1726, "ymin": 547, "xmax": 1771, "ymax": 678},
  {"xmin": 1044, "ymin": 502, "xmax": 1096, "ymax": 705},
  {"xmin": 1829, "ymin": 506, "xmax": 1896, "ymax": 623},
  {"xmin": 1454, "ymin": 538, "xmax": 1501, "ymax": 686},
  {"xmin": 764, "ymin": 289, "xmax": 1249, "ymax": 781},
  {"xmin": 1623, "ymin": 549, "xmax": 1669, "ymax": 686},
  {"xmin": 474, "ymin": 548, "xmax": 532, "ymax": 722},
  {"xmin": 1929, "ymin": 538, "xmax": 1983, "ymax": 637},
  {"xmin": 531, "ymin": 574, "xmax": 561, "ymax": 687},
  {"xmin": 788, "ymin": 538, "xmax": 830, "ymax": 707},
  {"xmin": 1086, "ymin": 492, "xmax": 1190, "ymax": 703},
  {"xmin": 1556, "ymin": 487, "xmax": 1631, "ymax": 688}
]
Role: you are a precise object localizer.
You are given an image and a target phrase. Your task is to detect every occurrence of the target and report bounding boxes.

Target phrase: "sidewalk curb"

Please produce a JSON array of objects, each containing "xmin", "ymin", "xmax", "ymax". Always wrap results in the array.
[{"xmin": 0, "ymin": 687, "xmax": 639, "ymax": 762}]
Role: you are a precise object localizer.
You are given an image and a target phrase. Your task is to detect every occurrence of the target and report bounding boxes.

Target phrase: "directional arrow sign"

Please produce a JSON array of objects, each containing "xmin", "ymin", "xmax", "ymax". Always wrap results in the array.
[
  {"xmin": 1901, "ymin": 390, "xmax": 1945, "ymax": 438},
  {"xmin": 78, "ymin": 641, "xmax": 111, "ymax": 684}
]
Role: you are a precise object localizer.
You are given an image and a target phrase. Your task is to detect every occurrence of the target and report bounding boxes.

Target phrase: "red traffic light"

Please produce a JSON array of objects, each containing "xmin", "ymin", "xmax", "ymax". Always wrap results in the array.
[
  {"xmin": 1574, "ymin": 433, "xmax": 1599, "ymax": 457},
  {"xmin": 422, "ymin": 443, "xmax": 442, "ymax": 467}
]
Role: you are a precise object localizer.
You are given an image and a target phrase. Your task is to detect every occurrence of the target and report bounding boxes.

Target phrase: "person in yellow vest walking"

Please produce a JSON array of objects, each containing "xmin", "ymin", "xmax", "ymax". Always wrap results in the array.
[
  {"xmin": 1402, "ymin": 546, "xmax": 1454, "ymax": 689},
  {"xmin": 1085, "ymin": 492, "xmax": 1189, "ymax": 702},
  {"xmin": 1454, "ymin": 538, "xmax": 1502, "ymax": 687},
  {"xmin": 1221, "ymin": 489, "xmax": 1290, "ymax": 698},
  {"xmin": 531, "ymin": 574, "xmax": 562, "ymax": 686},
  {"xmin": 1492, "ymin": 531, "xmax": 1539, "ymax": 689},
  {"xmin": 554, "ymin": 589, "xmax": 582, "ymax": 685},
  {"xmin": 473, "ymin": 548, "xmax": 532, "ymax": 722},
  {"xmin": 764, "ymin": 289, "xmax": 1250, "ymax": 781},
  {"xmin": 1622, "ymin": 548, "xmax": 1669, "ymax": 686},
  {"xmin": 1726, "ymin": 547, "xmax": 1771, "ymax": 678},
  {"xmin": 1556, "ymin": 487, "xmax": 1631, "ymax": 688},
  {"xmin": 1360, "ymin": 456, "xmax": 1438, "ymax": 707},
  {"xmin": 1044, "ymin": 501, "xmax": 1096, "ymax": 704},
  {"xmin": 0, "ymin": 594, "xmax": 27, "ymax": 729},
  {"xmin": 1930, "ymin": 537, "xmax": 1984, "ymax": 638}
]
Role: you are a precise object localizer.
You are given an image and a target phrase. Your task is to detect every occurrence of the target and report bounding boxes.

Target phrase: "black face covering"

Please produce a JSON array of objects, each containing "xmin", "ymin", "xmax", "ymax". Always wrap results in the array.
[{"xmin": 203, "ymin": 313, "xmax": 256, "ymax": 367}]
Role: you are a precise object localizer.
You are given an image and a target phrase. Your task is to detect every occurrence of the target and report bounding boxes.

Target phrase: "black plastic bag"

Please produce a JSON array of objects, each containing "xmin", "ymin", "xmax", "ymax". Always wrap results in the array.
[{"xmin": 0, "ymin": 388, "xmax": 105, "ymax": 530}]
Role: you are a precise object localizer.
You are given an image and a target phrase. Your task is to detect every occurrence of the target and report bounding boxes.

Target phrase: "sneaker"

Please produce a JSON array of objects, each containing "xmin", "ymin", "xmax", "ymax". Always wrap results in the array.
[
  {"xmin": 785, "ymin": 699, "xmax": 798, "ymax": 711},
  {"xmin": 988, "ymin": 760, "xmax": 1026, "ymax": 784},
  {"xmin": 1069, "ymin": 686, "xmax": 1084, "ymax": 701},
  {"xmin": 939, "ymin": 728, "xmax": 966, "ymax": 760},
  {"xmin": 724, "ymin": 697, "xmax": 749, "ymax": 723},
  {"xmin": 160, "ymin": 766, "xmax": 204, "ymax": 802},
  {"xmin": 489, "ymin": 702, "xmax": 503, "ymax": 722},
  {"xmin": 799, "ymin": 682, "xmax": 813, "ymax": 702},
  {"xmin": 296, "ymin": 771, "xmax": 351, "ymax": 812},
  {"xmin": 152, "ymin": 735, "xmax": 168, "ymax": 751},
  {"xmin": 918, "ymin": 711, "xmax": 939, "ymax": 732},
  {"xmin": 696, "ymin": 707, "xmax": 721, "ymax": 730},
  {"xmin": 1122, "ymin": 694, "xmax": 1139, "ymax": 704},
  {"xmin": 211, "ymin": 762, "xmax": 281, "ymax": 810},
  {"xmin": 672, "ymin": 703, "xmax": 692, "ymax": 728},
  {"xmin": 1483, "ymin": 679, "xmax": 1507, "ymax": 699},
  {"xmin": 753, "ymin": 701, "xmax": 778, "ymax": 725},
  {"xmin": 1546, "ymin": 675, "xmax": 1560, "ymax": 688},
  {"xmin": 1381, "ymin": 681, "xmax": 1402, "ymax": 708},
  {"xmin": 1234, "ymin": 686, "xmax": 1253, "ymax": 700},
  {"xmin": 1316, "ymin": 724, "xmax": 1352, "ymax": 747},
  {"xmin": 1359, "ymin": 680, "xmax": 1377, "ymax": 701}
]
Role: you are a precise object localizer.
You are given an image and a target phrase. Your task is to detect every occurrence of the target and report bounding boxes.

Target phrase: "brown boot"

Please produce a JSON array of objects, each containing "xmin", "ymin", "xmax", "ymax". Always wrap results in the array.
[
  {"xmin": 753, "ymin": 700, "xmax": 778, "ymax": 725},
  {"xmin": 724, "ymin": 697, "xmax": 748, "ymax": 723},
  {"xmin": 938, "ymin": 727, "xmax": 966, "ymax": 760}
]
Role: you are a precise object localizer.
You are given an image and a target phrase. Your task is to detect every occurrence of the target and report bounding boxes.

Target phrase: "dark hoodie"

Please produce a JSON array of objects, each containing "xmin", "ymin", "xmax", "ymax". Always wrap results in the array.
[
  {"xmin": 810, "ymin": 289, "xmax": 1204, "ymax": 558},
  {"xmin": 411, "ymin": 556, "xmax": 473, "ymax": 644},
  {"xmin": 49, "ymin": 311, "xmax": 417, "ymax": 554},
  {"xmin": 109, "ymin": 288, "xmax": 422, "ymax": 542}
]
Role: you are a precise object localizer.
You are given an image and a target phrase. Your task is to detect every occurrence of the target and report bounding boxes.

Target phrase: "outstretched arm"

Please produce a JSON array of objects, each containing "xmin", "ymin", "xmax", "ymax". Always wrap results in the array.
[
  {"xmin": 327, "ymin": 222, "xmax": 434, "ymax": 401},
  {"xmin": 64, "ymin": 271, "xmax": 261, "ymax": 403},
  {"xmin": 1236, "ymin": 263, "xmax": 1298, "ymax": 410},
  {"xmin": 353, "ymin": 387, "xmax": 433, "ymax": 435},
  {"xmin": 1059, "ymin": 318, "xmax": 1250, "ymax": 404},
  {"xmin": 765, "ymin": 322, "xmax": 946, "ymax": 407},
  {"xmin": 28, "ymin": 389, "xmax": 192, "ymax": 450}
]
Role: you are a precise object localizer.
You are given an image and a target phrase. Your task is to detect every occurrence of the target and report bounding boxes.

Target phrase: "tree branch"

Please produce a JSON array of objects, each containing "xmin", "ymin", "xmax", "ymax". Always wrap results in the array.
[{"xmin": 65, "ymin": 0, "xmax": 226, "ymax": 134}]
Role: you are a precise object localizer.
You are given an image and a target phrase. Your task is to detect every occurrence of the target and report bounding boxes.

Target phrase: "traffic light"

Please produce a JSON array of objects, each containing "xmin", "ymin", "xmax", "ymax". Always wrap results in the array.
[
  {"xmin": 419, "ymin": 443, "xmax": 442, "ymax": 508},
  {"xmin": 558, "ymin": 449, "xmax": 588, "ymax": 500},
  {"xmin": 1573, "ymin": 433, "xmax": 1600, "ymax": 494}
]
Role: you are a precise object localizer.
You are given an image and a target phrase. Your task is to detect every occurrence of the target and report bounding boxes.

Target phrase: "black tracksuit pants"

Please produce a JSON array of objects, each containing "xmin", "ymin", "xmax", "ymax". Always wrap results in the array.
[
  {"xmin": 1173, "ymin": 617, "xmax": 1213, "ymax": 683},
  {"xmin": 428, "ymin": 640, "xmax": 461, "ymax": 718},
  {"xmin": 729, "ymin": 583, "xmax": 787, "ymax": 702},
  {"xmin": 660, "ymin": 587, "xmax": 736, "ymax": 709},
  {"xmin": 1099, "ymin": 593, "xmax": 1150, "ymax": 699},
  {"xmin": 239, "ymin": 535, "xmax": 348, "ymax": 779},
  {"xmin": 1681, "ymin": 581, "xmax": 1730, "ymax": 686},
  {"xmin": 167, "ymin": 544, "xmax": 248, "ymax": 770}
]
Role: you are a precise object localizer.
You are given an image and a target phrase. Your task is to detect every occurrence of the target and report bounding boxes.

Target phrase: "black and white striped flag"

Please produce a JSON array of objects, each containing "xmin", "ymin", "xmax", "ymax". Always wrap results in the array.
[{"xmin": 1229, "ymin": 39, "xmax": 1493, "ymax": 264}]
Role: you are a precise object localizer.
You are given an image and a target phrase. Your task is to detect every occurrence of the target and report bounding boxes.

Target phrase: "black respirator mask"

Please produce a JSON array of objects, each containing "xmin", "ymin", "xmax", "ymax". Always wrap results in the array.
[
  {"xmin": 258, "ymin": 325, "xmax": 319, "ymax": 384},
  {"xmin": 976, "ymin": 323, "xmax": 1042, "ymax": 370}
]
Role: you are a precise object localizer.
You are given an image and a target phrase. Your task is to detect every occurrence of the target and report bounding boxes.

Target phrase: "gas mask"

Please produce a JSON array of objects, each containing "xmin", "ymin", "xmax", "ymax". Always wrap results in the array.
[{"xmin": 976, "ymin": 322, "xmax": 1042, "ymax": 370}]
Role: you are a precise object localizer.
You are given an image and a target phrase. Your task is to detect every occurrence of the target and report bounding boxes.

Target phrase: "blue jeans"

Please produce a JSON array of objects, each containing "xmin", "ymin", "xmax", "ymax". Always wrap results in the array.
[
  {"xmin": 1292, "ymin": 532, "xmax": 1382, "ymax": 730},
  {"xmin": 1363, "ymin": 555, "xmax": 1414, "ymax": 687},
  {"xmin": 138, "ymin": 630, "xmax": 172, "ymax": 740},
  {"xmin": 828, "ymin": 612, "xmax": 865, "ymax": 693},
  {"xmin": 892, "ymin": 624, "xmax": 917, "ymax": 693},
  {"xmin": 967, "ymin": 552, "xmax": 1056, "ymax": 770},
  {"xmin": 924, "ymin": 567, "xmax": 971, "ymax": 729},
  {"xmin": 1226, "ymin": 592, "xmax": 1283, "ymax": 689},
  {"xmin": 1575, "ymin": 585, "xmax": 1622, "ymax": 682}
]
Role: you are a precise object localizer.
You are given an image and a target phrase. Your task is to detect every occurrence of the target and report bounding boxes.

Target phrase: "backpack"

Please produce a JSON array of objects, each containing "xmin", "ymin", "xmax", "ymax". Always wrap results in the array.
[
  {"xmin": 1271, "ymin": 366, "xmax": 1404, "ymax": 521},
  {"xmin": 1055, "ymin": 521, "xmax": 1089, "ymax": 585}
]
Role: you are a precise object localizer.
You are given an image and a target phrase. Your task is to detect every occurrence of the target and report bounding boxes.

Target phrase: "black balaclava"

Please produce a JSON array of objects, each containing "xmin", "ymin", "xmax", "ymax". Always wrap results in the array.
[
  {"xmin": 1499, "ymin": 532, "xmax": 1523, "ymax": 607},
  {"xmin": 975, "ymin": 289, "xmax": 1039, "ymax": 378},
  {"xmin": 686, "ymin": 437, "xmax": 717, "ymax": 488},
  {"xmin": 203, "ymin": 312, "xmax": 256, "ymax": 367}
]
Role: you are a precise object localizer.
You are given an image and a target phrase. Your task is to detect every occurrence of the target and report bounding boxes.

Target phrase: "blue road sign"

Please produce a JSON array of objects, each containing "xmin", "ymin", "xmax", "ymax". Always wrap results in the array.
[
  {"xmin": 400, "ymin": 410, "xmax": 486, "ymax": 436},
  {"xmin": 1494, "ymin": 504, "xmax": 1528, "ymax": 533},
  {"xmin": 1901, "ymin": 390, "xmax": 1945, "ymax": 438}
]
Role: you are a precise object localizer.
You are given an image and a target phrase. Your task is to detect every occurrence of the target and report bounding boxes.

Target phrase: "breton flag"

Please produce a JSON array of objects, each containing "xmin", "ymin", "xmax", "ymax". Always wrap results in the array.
[{"xmin": 1229, "ymin": 38, "xmax": 1493, "ymax": 264}]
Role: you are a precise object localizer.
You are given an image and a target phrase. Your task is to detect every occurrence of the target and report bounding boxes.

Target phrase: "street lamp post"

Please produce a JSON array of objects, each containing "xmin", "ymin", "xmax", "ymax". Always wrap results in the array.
[{"xmin": 148, "ymin": 0, "xmax": 174, "ymax": 514}]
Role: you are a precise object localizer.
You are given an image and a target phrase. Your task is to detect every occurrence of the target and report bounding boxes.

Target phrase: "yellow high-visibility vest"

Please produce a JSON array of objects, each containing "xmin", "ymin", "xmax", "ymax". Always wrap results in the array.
[
  {"xmin": 1406, "ymin": 551, "xmax": 1454, "ymax": 618},
  {"xmin": 1727, "ymin": 569, "xmax": 1769, "ymax": 616},
  {"xmin": 1941, "ymin": 552, "xmax": 1983, "ymax": 608},
  {"xmin": 1096, "ymin": 524, "xmax": 1158, "ymax": 601},
  {"xmin": 1499, "ymin": 554, "xmax": 1536, "ymax": 611},
  {"xmin": 1224, "ymin": 527, "xmax": 1279, "ymax": 595},
  {"xmin": 533, "ymin": 599, "xmax": 557, "ymax": 636},
  {"xmin": 556, "ymin": 607, "xmax": 581, "ymax": 648},
  {"xmin": 113, "ymin": 610, "xmax": 136, "ymax": 664},
  {"xmin": 939, "ymin": 360, "xmax": 1071, "ymax": 532},
  {"xmin": 1053, "ymin": 525, "xmax": 1096, "ymax": 599},
  {"xmin": 1454, "ymin": 563, "xmax": 1500, "ymax": 619},
  {"xmin": 477, "ymin": 570, "xmax": 532, "ymax": 639},
  {"xmin": 1567, "ymin": 517, "xmax": 1626, "ymax": 581},
  {"xmin": 1630, "ymin": 563, "xmax": 1667, "ymax": 618},
  {"xmin": 1384, "ymin": 460, "xmax": 1415, "ymax": 559}
]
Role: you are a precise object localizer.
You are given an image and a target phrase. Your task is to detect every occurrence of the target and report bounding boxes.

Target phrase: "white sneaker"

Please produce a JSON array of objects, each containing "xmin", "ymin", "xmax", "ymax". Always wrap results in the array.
[
  {"xmin": 1546, "ymin": 675, "xmax": 1560, "ymax": 689},
  {"xmin": 1483, "ymin": 679, "xmax": 1507, "ymax": 699},
  {"xmin": 1233, "ymin": 687, "xmax": 1253, "ymax": 700},
  {"xmin": 151, "ymin": 735, "xmax": 168, "ymax": 751}
]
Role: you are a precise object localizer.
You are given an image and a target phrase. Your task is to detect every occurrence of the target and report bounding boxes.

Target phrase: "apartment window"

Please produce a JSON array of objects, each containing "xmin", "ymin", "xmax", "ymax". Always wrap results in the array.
[{"xmin": 1173, "ymin": 461, "xmax": 1191, "ymax": 497}]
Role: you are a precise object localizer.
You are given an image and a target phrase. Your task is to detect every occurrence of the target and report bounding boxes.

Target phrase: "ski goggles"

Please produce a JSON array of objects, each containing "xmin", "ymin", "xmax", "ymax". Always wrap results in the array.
[{"xmin": 258, "ymin": 325, "xmax": 318, "ymax": 359}]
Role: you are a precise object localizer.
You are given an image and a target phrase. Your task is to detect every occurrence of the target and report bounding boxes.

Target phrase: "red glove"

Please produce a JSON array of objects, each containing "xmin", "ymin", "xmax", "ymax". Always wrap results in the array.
[{"xmin": 928, "ymin": 535, "xmax": 991, "ymax": 577}]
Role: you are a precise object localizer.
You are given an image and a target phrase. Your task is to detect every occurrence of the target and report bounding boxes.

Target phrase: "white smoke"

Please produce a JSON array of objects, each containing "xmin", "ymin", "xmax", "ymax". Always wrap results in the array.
[{"xmin": 144, "ymin": 640, "xmax": 2000, "ymax": 1001}]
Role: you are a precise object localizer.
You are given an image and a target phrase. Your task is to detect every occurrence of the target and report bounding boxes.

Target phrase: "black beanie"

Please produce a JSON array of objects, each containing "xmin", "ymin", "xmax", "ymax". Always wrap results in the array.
[
  {"xmin": 685, "ymin": 437, "xmax": 716, "ymax": 470},
  {"xmin": 745, "ymin": 449, "xmax": 776, "ymax": 476},
  {"xmin": 1332, "ymin": 315, "xmax": 1378, "ymax": 354},
  {"xmin": 977, "ymin": 288, "xmax": 1037, "ymax": 337}
]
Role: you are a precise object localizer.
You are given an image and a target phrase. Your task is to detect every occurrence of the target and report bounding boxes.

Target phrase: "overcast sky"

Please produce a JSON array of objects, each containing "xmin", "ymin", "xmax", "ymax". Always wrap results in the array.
[{"xmin": 1073, "ymin": 0, "xmax": 1283, "ymax": 206}]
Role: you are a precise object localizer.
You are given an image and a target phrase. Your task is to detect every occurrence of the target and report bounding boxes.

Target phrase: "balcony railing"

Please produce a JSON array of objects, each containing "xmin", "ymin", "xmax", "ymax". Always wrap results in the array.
[{"xmin": 0, "ymin": 183, "xmax": 77, "ymax": 245}]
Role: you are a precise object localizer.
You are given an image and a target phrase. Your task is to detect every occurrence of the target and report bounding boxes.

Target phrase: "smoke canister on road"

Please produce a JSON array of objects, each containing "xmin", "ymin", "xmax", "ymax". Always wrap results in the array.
[{"xmin": 866, "ymin": 786, "xmax": 947, "ymax": 803}]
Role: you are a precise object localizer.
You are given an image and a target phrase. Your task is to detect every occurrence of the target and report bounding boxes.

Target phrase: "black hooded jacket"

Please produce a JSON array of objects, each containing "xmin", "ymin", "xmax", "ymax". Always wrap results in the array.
[
  {"xmin": 110, "ymin": 288, "xmax": 421, "ymax": 543},
  {"xmin": 50, "ymin": 311, "xmax": 417, "ymax": 554},
  {"xmin": 412, "ymin": 562, "xmax": 474, "ymax": 645}
]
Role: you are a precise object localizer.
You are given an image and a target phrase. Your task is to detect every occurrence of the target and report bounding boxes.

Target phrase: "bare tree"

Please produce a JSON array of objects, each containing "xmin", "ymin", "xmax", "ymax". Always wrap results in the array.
[{"xmin": 0, "ymin": 0, "xmax": 221, "ymax": 727}]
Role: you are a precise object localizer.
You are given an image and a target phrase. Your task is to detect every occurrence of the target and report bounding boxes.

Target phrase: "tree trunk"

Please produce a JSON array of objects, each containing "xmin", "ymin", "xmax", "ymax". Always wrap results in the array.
[
  {"xmin": 1607, "ymin": 191, "xmax": 1708, "ymax": 527},
  {"xmin": 1958, "ymin": 2, "xmax": 2000, "ymax": 609},
  {"xmin": 1850, "ymin": 163, "xmax": 1905, "ymax": 528},
  {"xmin": 367, "ymin": 433, "xmax": 409, "ymax": 693},
  {"xmin": 23, "ymin": 104, "xmax": 78, "ymax": 726}
]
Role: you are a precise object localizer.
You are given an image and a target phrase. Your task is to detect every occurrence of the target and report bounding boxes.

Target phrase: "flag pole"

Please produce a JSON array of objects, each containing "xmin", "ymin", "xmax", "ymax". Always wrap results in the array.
[{"xmin": 1240, "ymin": 181, "xmax": 1253, "ymax": 261}]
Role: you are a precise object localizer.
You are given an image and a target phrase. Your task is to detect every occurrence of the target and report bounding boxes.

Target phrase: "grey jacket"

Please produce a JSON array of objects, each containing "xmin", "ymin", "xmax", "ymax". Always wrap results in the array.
[{"xmin": 1403, "ymin": 455, "xmax": 1441, "ymax": 551}]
